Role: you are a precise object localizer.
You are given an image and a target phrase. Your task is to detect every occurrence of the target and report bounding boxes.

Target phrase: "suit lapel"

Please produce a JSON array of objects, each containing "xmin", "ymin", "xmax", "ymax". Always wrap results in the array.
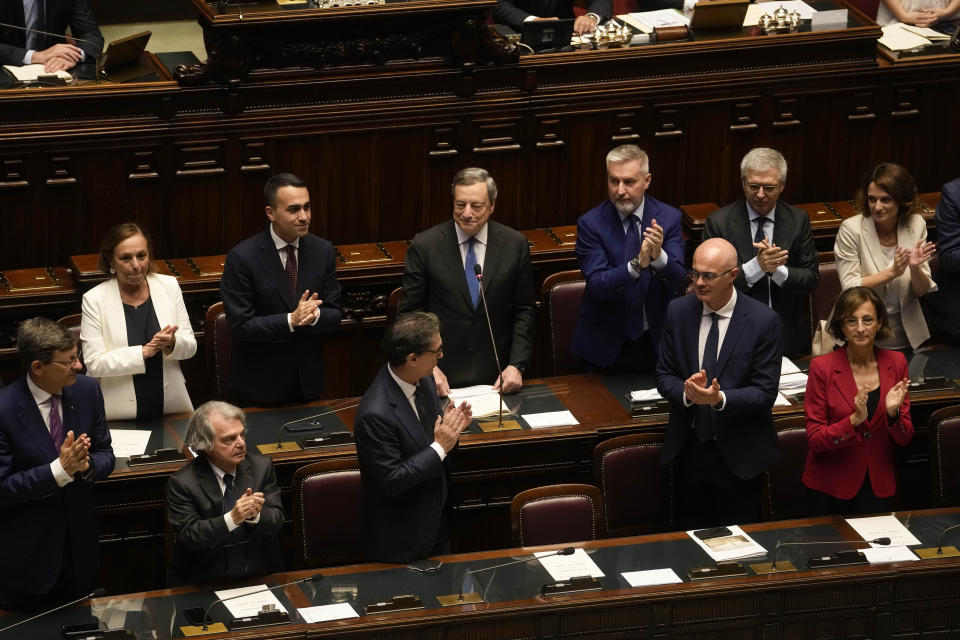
[
  {"xmin": 196, "ymin": 457, "xmax": 225, "ymax": 510},
  {"xmin": 385, "ymin": 369, "xmax": 429, "ymax": 448},
  {"xmin": 60, "ymin": 384, "xmax": 78, "ymax": 438},
  {"xmin": 831, "ymin": 348, "xmax": 859, "ymax": 414},
  {"xmin": 16, "ymin": 379, "xmax": 58, "ymax": 459},
  {"xmin": 147, "ymin": 274, "xmax": 173, "ymax": 325},
  {"xmin": 482, "ymin": 223, "xmax": 503, "ymax": 298},
  {"xmin": 233, "ymin": 457, "xmax": 255, "ymax": 494},
  {"xmin": 602, "ymin": 202, "xmax": 626, "ymax": 261},
  {"xmin": 772, "ymin": 202, "xmax": 794, "ymax": 249},
  {"xmin": 256, "ymin": 228, "xmax": 294, "ymax": 310},
  {"xmin": 103, "ymin": 280, "xmax": 128, "ymax": 349},
  {"xmin": 438, "ymin": 221, "xmax": 475, "ymax": 311},
  {"xmin": 860, "ymin": 216, "xmax": 887, "ymax": 276},
  {"xmin": 714, "ymin": 297, "xmax": 747, "ymax": 376},
  {"xmin": 733, "ymin": 201, "xmax": 757, "ymax": 263}
]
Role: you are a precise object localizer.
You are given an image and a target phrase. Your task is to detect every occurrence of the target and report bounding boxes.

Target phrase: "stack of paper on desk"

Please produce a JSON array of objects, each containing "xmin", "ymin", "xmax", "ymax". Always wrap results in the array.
[
  {"xmin": 2, "ymin": 64, "xmax": 72, "ymax": 83},
  {"xmin": 879, "ymin": 23, "xmax": 950, "ymax": 50},
  {"xmin": 619, "ymin": 9, "xmax": 689, "ymax": 33},
  {"xmin": 447, "ymin": 385, "xmax": 508, "ymax": 417}
]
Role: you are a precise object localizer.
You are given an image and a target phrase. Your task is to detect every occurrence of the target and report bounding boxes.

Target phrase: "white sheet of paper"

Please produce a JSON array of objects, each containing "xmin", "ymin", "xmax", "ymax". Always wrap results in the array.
[
  {"xmin": 626, "ymin": 8, "xmax": 689, "ymax": 31},
  {"xmin": 879, "ymin": 23, "xmax": 932, "ymax": 50},
  {"xmin": 448, "ymin": 384, "xmax": 496, "ymax": 397},
  {"xmin": 780, "ymin": 357, "xmax": 801, "ymax": 375},
  {"xmin": 2, "ymin": 64, "xmax": 72, "ymax": 82},
  {"xmin": 297, "ymin": 603, "xmax": 359, "ymax": 623},
  {"xmin": 630, "ymin": 388, "xmax": 663, "ymax": 402},
  {"xmin": 621, "ymin": 568, "xmax": 683, "ymax": 587},
  {"xmin": 535, "ymin": 548, "xmax": 605, "ymax": 581},
  {"xmin": 743, "ymin": 0, "xmax": 816, "ymax": 25},
  {"xmin": 687, "ymin": 525, "xmax": 768, "ymax": 562},
  {"xmin": 845, "ymin": 515, "xmax": 921, "ymax": 547},
  {"xmin": 213, "ymin": 585, "xmax": 287, "ymax": 619},
  {"xmin": 779, "ymin": 371, "xmax": 808, "ymax": 392},
  {"xmin": 448, "ymin": 387, "xmax": 507, "ymax": 417},
  {"xmin": 774, "ymin": 392, "xmax": 792, "ymax": 407},
  {"xmin": 861, "ymin": 545, "xmax": 919, "ymax": 564},
  {"xmin": 522, "ymin": 410, "xmax": 578, "ymax": 428},
  {"xmin": 108, "ymin": 429, "xmax": 152, "ymax": 458},
  {"xmin": 902, "ymin": 24, "xmax": 950, "ymax": 39}
]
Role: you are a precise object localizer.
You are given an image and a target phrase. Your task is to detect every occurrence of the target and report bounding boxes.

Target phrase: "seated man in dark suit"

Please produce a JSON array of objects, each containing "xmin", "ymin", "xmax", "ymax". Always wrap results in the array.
[
  {"xmin": 220, "ymin": 173, "xmax": 342, "ymax": 406},
  {"xmin": 493, "ymin": 0, "xmax": 612, "ymax": 35},
  {"xmin": 399, "ymin": 167, "xmax": 535, "ymax": 395},
  {"xmin": 656, "ymin": 239, "xmax": 782, "ymax": 529},
  {"xmin": 924, "ymin": 177, "xmax": 960, "ymax": 344},
  {"xmin": 0, "ymin": 0, "xmax": 104, "ymax": 72},
  {"xmin": 166, "ymin": 401, "xmax": 284, "ymax": 585},
  {"xmin": 573, "ymin": 144, "xmax": 687, "ymax": 373},
  {"xmin": 354, "ymin": 312, "xmax": 472, "ymax": 563},
  {"xmin": 702, "ymin": 147, "xmax": 819, "ymax": 358},
  {"xmin": 0, "ymin": 317, "xmax": 115, "ymax": 609}
]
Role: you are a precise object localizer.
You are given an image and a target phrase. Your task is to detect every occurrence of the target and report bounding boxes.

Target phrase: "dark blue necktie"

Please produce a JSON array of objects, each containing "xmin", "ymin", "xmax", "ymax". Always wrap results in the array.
[
  {"xmin": 222, "ymin": 473, "xmax": 246, "ymax": 576},
  {"xmin": 24, "ymin": 0, "xmax": 40, "ymax": 51},
  {"xmin": 624, "ymin": 214, "xmax": 643, "ymax": 340},
  {"xmin": 464, "ymin": 237, "xmax": 480, "ymax": 308},
  {"xmin": 754, "ymin": 216, "xmax": 771, "ymax": 303},
  {"xmin": 696, "ymin": 312, "xmax": 720, "ymax": 443}
]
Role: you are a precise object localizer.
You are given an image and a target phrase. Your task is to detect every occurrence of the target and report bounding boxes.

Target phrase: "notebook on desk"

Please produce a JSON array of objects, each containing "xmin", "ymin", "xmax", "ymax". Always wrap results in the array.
[{"xmin": 100, "ymin": 31, "xmax": 154, "ymax": 83}]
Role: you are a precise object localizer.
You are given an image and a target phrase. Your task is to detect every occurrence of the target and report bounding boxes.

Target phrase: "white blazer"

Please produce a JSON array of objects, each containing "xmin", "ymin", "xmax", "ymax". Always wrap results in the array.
[
  {"xmin": 81, "ymin": 273, "xmax": 197, "ymax": 420},
  {"xmin": 834, "ymin": 213, "xmax": 937, "ymax": 349}
]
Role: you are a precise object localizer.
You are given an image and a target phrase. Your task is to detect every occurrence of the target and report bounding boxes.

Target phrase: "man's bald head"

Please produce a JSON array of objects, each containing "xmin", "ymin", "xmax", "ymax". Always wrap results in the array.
[{"xmin": 691, "ymin": 238, "xmax": 739, "ymax": 310}]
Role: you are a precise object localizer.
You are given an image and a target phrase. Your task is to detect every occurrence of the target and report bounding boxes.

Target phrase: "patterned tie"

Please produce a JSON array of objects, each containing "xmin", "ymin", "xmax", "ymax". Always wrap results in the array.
[
  {"xmin": 754, "ymin": 217, "xmax": 771, "ymax": 304},
  {"xmin": 464, "ymin": 237, "xmax": 480, "ymax": 309},
  {"xmin": 23, "ymin": 0, "xmax": 40, "ymax": 51},
  {"xmin": 284, "ymin": 245, "xmax": 298, "ymax": 301},
  {"xmin": 624, "ymin": 214, "xmax": 643, "ymax": 340},
  {"xmin": 696, "ymin": 313, "xmax": 720, "ymax": 443},
  {"xmin": 414, "ymin": 385, "xmax": 434, "ymax": 441},
  {"xmin": 222, "ymin": 473, "xmax": 246, "ymax": 575},
  {"xmin": 48, "ymin": 394, "xmax": 64, "ymax": 449}
]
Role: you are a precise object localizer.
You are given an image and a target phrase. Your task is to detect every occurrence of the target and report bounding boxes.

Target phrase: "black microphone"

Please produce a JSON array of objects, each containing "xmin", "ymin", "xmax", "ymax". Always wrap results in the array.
[
  {"xmin": 0, "ymin": 588, "xmax": 105, "ymax": 634},
  {"xmin": 456, "ymin": 546, "xmax": 575, "ymax": 601},
  {"xmin": 473, "ymin": 263, "xmax": 506, "ymax": 429},
  {"xmin": 200, "ymin": 574, "xmax": 323, "ymax": 631},
  {"xmin": 769, "ymin": 536, "xmax": 891, "ymax": 570},
  {"xmin": 270, "ymin": 402, "xmax": 359, "ymax": 450},
  {"xmin": 931, "ymin": 522, "xmax": 960, "ymax": 555}
]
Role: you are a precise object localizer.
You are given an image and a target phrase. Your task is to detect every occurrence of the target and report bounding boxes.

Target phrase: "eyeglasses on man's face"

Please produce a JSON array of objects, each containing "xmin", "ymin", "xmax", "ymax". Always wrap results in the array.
[
  {"xmin": 688, "ymin": 268, "xmax": 735, "ymax": 282},
  {"xmin": 743, "ymin": 181, "xmax": 782, "ymax": 194},
  {"xmin": 49, "ymin": 354, "xmax": 81, "ymax": 367}
]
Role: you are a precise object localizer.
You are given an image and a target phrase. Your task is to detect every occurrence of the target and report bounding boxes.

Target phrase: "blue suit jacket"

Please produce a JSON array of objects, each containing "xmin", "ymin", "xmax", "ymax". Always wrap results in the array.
[
  {"xmin": 353, "ymin": 365, "xmax": 447, "ymax": 564},
  {"xmin": 0, "ymin": 374, "xmax": 114, "ymax": 596},
  {"xmin": 572, "ymin": 196, "xmax": 687, "ymax": 368},
  {"xmin": 656, "ymin": 292, "xmax": 782, "ymax": 480},
  {"xmin": 926, "ymin": 178, "xmax": 960, "ymax": 340},
  {"xmin": 220, "ymin": 226, "xmax": 342, "ymax": 405},
  {"xmin": 0, "ymin": 0, "xmax": 103, "ymax": 66}
]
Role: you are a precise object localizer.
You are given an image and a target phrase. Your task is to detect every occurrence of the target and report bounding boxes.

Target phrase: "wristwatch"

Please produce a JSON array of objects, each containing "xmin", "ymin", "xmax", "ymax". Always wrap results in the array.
[{"xmin": 630, "ymin": 256, "xmax": 642, "ymax": 273}]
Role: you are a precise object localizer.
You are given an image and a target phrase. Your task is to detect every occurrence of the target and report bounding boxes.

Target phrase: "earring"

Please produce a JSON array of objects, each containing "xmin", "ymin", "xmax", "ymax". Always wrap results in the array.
[{"xmin": 109, "ymin": 267, "xmax": 116, "ymax": 274}]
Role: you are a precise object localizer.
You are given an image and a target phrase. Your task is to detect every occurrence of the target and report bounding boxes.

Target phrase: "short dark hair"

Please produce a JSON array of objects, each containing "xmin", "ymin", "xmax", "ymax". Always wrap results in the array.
[
  {"xmin": 264, "ymin": 173, "xmax": 308, "ymax": 209},
  {"xmin": 828, "ymin": 286, "xmax": 894, "ymax": 342},
  {"xmin": 855, "ymin": 163, "xmax": 919, "ymax": 225},
  {"xmin": 17, "ymin": 317, "xmax": 76, "ymax": 372},
  {"xmin": 382, "ymin": 312, "xmax": 440, "ymax": 367},
  {"xmin": 98, "ymin": 222, "xmax": 155, "ymax": 274},
  {"xmin": 184, "ymin": 401, "xmax": 247, "ymax": 452}
]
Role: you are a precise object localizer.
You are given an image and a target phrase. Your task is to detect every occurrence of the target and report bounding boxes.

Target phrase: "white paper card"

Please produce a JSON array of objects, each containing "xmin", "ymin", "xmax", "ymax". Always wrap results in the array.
[
  {"xmin": 774, "ymin": 392, "xmax": 792, "ymax": 407},
  {"xmin": 780, "ymin": 357, "xmax": 801, "ymax": 375},
  {"xmin": 630, "ymin": 388, "xmax": 663, "ymax": 402},
  {"xmin": 687, "ymin": 525, "xmax": 768, "ymax": 562},
  {"xmin": 861, "ymin": 545, "xmax": 919, "ymax": 564},
  {"xmin": 622, "ymin": 568, "xmax": 683, "ymax": 587},
  {"xmin": 811, "ymin": 9, "xmax": 847, "ymax": 29},
  {"xmin": 535, "ymin": 548, "xmax": 605, "ymax": 581},
  {"xmin": 298, "ymin": 603, "xmax": 359, "ymax": 623},
  {"xmin": 845, "ymin": 515, "xmax": 921, "ymax": 547},
  {"xmin": 213, "ymin": 585, "xmax": 287, "ymax": 619},
  {"xmin": 448, "ymin": 386, "xmax": 507, "ymax": 417},
  {"xmin": 522, "ymin": 410, "xmax": 578, "ymax": 428},
  {"xmin": 108, "ymin": 429, "xmax": 152, "ymax": 458}
]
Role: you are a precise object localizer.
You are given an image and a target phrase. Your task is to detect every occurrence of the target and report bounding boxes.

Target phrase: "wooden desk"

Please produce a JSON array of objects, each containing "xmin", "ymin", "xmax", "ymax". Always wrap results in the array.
[{"xmin": 3, "ymin": 508, "xmax": 959, "ymax": 639}]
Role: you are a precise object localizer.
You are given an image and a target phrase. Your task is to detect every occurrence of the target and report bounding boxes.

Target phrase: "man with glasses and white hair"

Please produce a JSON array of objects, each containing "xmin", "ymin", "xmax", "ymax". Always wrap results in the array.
[
  {"xmin": 399, "ymin": 167, "xmax": 535, "ymax": 396},
  {"xmin": 0, "ymin": 317, "xmax": 114, "ymax": 609},
  {"xmin": 166, "ymin": 401, "xmax": 283, "ymax": 585},
  {"xmin": 702, "ymin": 147, "xmax": 819, "ymax": 357},
  {"xmin": 657, "ymin": 239, "xmax": 782, "ymax": 529}
]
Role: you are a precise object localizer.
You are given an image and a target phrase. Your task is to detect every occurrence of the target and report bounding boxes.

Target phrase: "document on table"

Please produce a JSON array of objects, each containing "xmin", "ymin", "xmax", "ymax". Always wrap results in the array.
[
  {"xmin": 2, "ymin": 64, "xmax": 72, "ymax": 82},
  {"xmin": 878, "ymin": 23, "xmax": 937, "ymax": 50},
  {"xmin": 298, "ymin": 603, "xmax": 359, "ymax": 623},
  {"xmin": 620, "ymin": 8, "xmax": 689, "ymax": 32},
  {"xmin": 522, "ymin": 410, "xmax": 578, "ymax": 428},
  {"xmin": 861, "ymin": 546, "xmax": 919, "ymax": 564},
  {"xmin": 687, "ymin": 525, "xmax": 768, "ymax": 562},
  {"xmin": 108, "ymin": 429, "xmax": 152, "ymax": 458},
  {"xmin": 743, "ymin": 0, "xmax": 816, "ymax": 25},
  {"xmin": 535, "ymin": 548, "xmax": 605, "ymax": 581},
  {"xmin": 774, "ymin": 392, "xmax": 792, "ymax": 407},
  {"xmin": 845, "ymin": 515, "xmax": 921, "ymax": 547},
  {"xmin": 630, "ymin": 388, "xmax": 663, "ymax": 402},
  {"xmin": 213, "ymin": 585, "xmax": 286, "ymax": 619},
  {"xmin": 622, "ymin": 568, "xmax": 683, "ymax": 587},
  {"xmin": 448, "ymin": 385, "xmax": 508, "ymax": 417}
]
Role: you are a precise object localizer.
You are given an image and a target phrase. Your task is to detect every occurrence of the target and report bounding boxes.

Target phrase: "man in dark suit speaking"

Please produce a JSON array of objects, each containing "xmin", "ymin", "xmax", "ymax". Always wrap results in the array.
[
  {"xmin": 656, "ymin": 239, "xmax": 782, "ymax": 529},
  {"xmin": 0, "ymin": 317, "xmax": 114, "ymax": 609},
  {"xmin": 166, "ymin": 401, "xmax": 284, "ymax": 585},
  {"xmin": 399, "ymin": 167, "xmax": 535, "ymax": 395},
  {"xmin": 493, "ymin": 0, "xmax": 612, "ymax": 35},
  {"xmin": 221, "ymin": 173, "xmax": 342, "ymax": 406},
  {"xmin": 354, "ymin": 312, "xmax": 472, "ymax": 563},
  {"xmin": 572, "ymin": 144, "xmax": 687, "ymax": 373},
  {"xmin": 702, "ymin": 147, "xmax": 819, "ymax": 358},
  {"xmin": 0, "ymin": 0, "xmax": 103, "ymax": 72}
]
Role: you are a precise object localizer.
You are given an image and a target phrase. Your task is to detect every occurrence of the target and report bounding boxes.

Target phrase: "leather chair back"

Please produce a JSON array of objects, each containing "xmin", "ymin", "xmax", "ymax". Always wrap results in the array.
[
  {"xmin": 204, "ymin": 302, "xmax": 231, "ymax": 401},
  {"xmin": 291, "ymin": 458, "xmax": 365, "ymax": 567},
  {"xmin": 387, "ymin": 286, "xmax": 402, "ymax": 326},
  {"xmin": 57, "ymin": 313, "xmax": 86, "ymax": 373},
  {"xmin": 929, "ymin": 405, "xmax": 960, "ymax": 506},
  {"xmin": 540, "ymin": 269, "xmax": 586, "ymax": 376},
  {"xmin": 762, "ymin": 416, "xmax": 809, "ymax": 521},
  {"xmin": 594, "ymin": 433, "xmax": 672, "ymax": 536},
  {"xmin": 510, "ymin": 483, "xmax": 603, "ymax": 547},
  {"xmin": 810, "ymin": 255, "xmax": 840, "ymax": 339}
]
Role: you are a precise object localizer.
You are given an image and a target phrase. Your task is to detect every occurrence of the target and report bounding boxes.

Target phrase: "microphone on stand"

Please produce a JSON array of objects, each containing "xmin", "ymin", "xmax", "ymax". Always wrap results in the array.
[
  {"xmin": 0, "ymin": 588, "xmax": 105, "ymax": 634},
  {"xmin": 259, "ymin": 402, "xmax": 359, "ymax": 454},
  {"xmin": 196, "ymin": 574, "xmax": 323, "ymax": 631},
  {"xmin": 473, "ymin": 263, "xmax": 505, "ymax": 429},
  {"xmin": 750, "ymin": 537, "xmax": 891, "ymax": 574},
  {"xmin": 914, "ymin": 522, "xmax": 960, "ymax": 559},
  {"xmin": 437, "ymin": 547, "xmax": 575, "ymax": 606}
]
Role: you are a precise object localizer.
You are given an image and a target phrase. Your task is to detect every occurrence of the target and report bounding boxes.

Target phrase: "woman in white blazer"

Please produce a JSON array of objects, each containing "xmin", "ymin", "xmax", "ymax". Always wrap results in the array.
[
  {"xmin": 81, "ymin": 223, "xmax": 196, "ymax": 420},
  {"xmin": 835, "ymin": 163, "xmax": 937, "ymax": 350}
]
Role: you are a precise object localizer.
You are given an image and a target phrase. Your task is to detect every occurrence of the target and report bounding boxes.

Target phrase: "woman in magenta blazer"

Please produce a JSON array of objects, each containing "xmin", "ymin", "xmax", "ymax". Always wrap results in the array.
[{"xmin": 802, "ymin": 286, "xmax": 913, "ymax": 515}]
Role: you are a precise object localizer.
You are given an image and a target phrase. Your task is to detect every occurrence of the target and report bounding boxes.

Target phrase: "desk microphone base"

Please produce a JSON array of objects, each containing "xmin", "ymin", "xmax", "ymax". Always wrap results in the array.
[
  {"xmin": 749, "ymin": 560, "xmax": 797, "ymax": 575},
  {"xmin": 541, "ymin": 576, "xmax": 602, "ymax": 595},
  {"xmin": 364, "ymin": 595, "xmax": 425, "ymax": 614},
  {"xmin": 914, "ymin": 545, "xmax": 960, "ymax": 559},
  {"xmin": 688, "ymin": 561, "xmax": 748, "ymax": 580},
  {"xmin": 257, "ymin": 441, "xmax": 301, "ymax": 454},
  {"xmin": 180, "ymin": 623, "xmax": 228, "ymax": 636},
  {"xmin": 478, "ymin": 419, "xmax": 522, "ymax": 432},
  {"xmin": 229, "ymin": 608, "xmax": 290, "ymax": 630},
  {"xmin": 437, "ymin": 592, "xmax": 484, "ymax": 607}
]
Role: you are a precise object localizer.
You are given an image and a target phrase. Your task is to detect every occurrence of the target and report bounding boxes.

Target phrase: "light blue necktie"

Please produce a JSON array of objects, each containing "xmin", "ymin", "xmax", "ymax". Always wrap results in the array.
[
  {"xmin": 23, "ymin": 0, "xmax": 40, "ymax": 51},
  {"xmin": 464, "ymin": 237, "xmax": 480, "ymax": 308}
]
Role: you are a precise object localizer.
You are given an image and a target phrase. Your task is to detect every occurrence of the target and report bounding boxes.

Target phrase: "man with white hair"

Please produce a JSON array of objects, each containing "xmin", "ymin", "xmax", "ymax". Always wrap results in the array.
[{"xmin": 166, "ymin": 401, "xmax": 284, "ymax": 585}]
